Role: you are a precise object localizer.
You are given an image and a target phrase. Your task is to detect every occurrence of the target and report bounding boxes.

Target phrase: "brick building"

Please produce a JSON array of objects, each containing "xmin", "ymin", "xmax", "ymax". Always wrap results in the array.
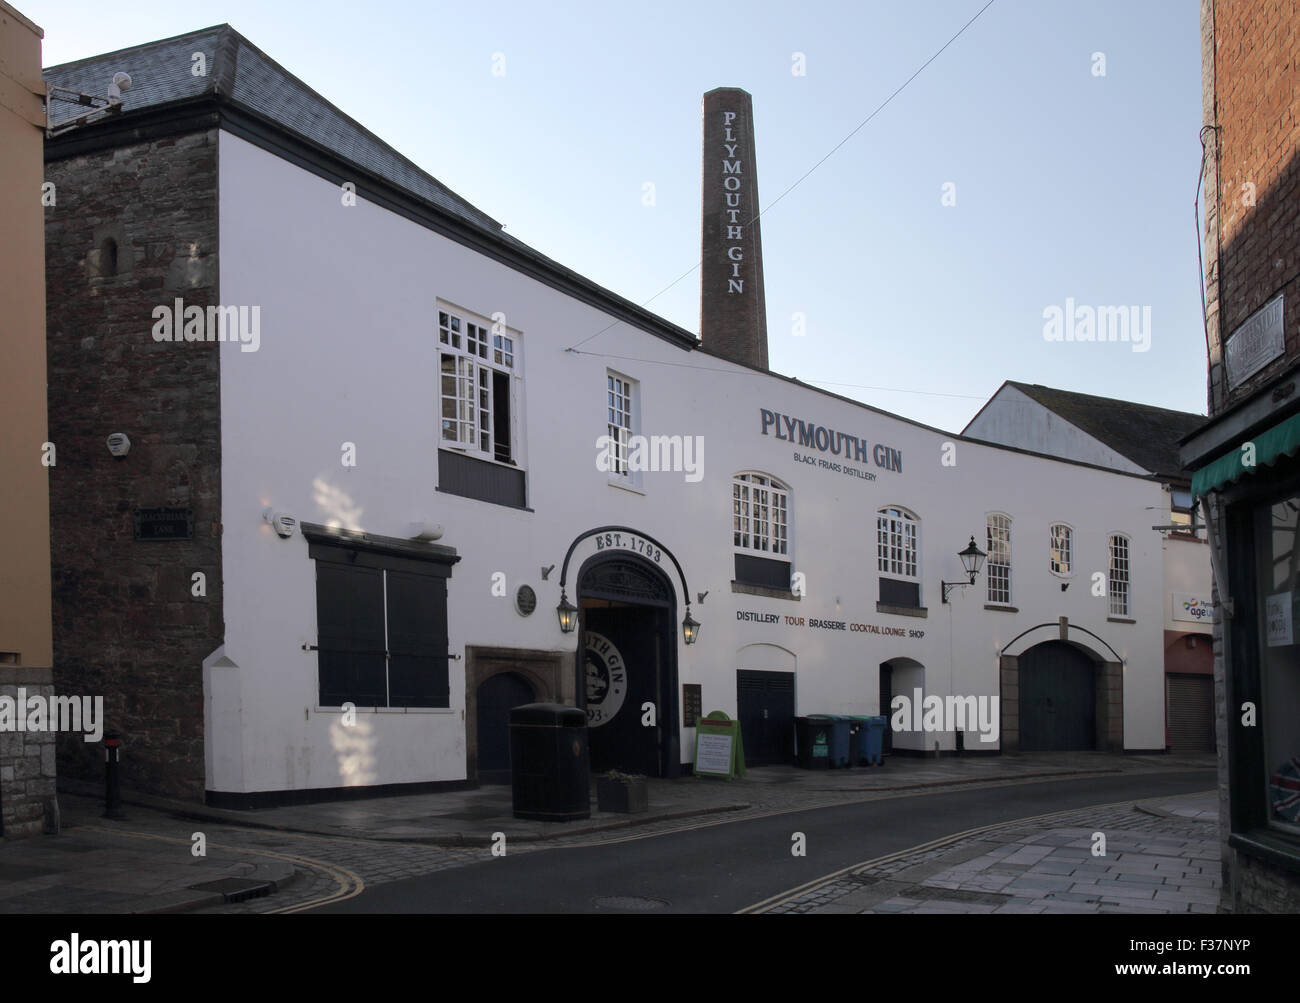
[{"xmin": 1181, "ymin": 0, "xmax": 1300, "ymax": 912}]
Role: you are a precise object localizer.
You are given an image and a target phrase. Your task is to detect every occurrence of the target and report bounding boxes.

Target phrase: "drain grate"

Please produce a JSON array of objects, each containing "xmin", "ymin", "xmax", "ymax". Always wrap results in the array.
[
  {"xmin": 592, "ymin": 895, "xmax": 668, "ymax": 911},
  {"xmin": 187, "ymin": 878, "xmax": 273, "ymax": 903}
]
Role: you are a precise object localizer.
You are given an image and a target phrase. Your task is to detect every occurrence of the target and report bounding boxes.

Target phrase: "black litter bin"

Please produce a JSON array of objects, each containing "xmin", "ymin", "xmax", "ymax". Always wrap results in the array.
[
  {"xmin": 509, "ymin": 703, "xmax": 591, "ymax": 821},
  {"xmin": 794, "ymin": 716, "xmax": 831, "ymax": 770}
]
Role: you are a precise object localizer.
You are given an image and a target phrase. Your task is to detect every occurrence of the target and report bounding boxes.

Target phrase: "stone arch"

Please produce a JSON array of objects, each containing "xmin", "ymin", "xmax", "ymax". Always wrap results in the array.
[
  {"xmin": 736, "ymin": 642, "xmax": 796, "ymax": 673},
  {"xmin": 1000, "ymin": 626, "xmax": 1122, "ymax": 752},
  {"xmin": 464, "ymin": 646, "xmax": 564, "ymax": 784},
  {"xmin": 880, "ymin": 656, "xmax": 925, "ymax": 753},
  {"xmin": 577, "ymin": 549, "xmax": 680, "ymax": 778}
]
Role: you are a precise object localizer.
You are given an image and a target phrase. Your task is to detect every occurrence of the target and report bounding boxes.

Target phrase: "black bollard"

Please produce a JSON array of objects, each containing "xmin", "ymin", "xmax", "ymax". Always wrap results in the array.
[{"xmin": 103, "ymin": 730, "xmax": 125, "ymax": 819}]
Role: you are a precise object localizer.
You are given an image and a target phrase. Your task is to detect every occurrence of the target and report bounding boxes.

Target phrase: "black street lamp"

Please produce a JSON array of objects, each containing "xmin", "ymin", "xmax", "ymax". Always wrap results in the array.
[
  {"xmin": 941, "ymin": 536, "xmax": 987, "ymax": 603},
  {"xmin": 556, "ymin": 591, "xmax": 578, "ymax": 633},
  {"xmin": 682, "ymin": 607, "xmax": 700, "ymax": 645}
]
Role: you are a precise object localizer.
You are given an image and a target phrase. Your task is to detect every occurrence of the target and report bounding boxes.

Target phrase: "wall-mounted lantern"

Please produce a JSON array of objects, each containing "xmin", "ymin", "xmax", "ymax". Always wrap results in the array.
[
  {"xmin": 682, "ymin": 608, "xmax": 700, "ymax": 645},
  {"xmin": 556, "ymin": 591, "xmax": 578, "ymax": 633},
  {"xmin": 941, "ymin": 536, "xmax": 987, "ymax": 604}
]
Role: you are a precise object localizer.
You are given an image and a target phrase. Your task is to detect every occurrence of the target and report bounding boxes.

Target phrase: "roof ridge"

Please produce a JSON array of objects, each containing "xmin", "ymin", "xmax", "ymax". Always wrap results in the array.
[
  {"xmin": 43, "ymin": 23, "xmax": 230, "ymax": 74},
  {"xmin": 1009, "ymin": 380, "xmax": 1206, "ymax": 420}
]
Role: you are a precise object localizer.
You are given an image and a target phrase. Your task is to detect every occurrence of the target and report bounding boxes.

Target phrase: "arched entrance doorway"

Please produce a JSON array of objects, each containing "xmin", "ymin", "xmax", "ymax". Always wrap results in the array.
[
  {"xmin": 475, "ymin": 672, "xmax": 537, "ymax": 783},
  {"xmin": 736, "ymin": 644, "xmax": 797, "ymax": 766},
  {"xmin": 578, "ymin": 552, "xmax": 680, "ymax": 778},
  {"xmin": 1018, "ymin": 641, "xmax": 1097, "ymax": 751},
  {"xmin": 881, "ymin": 657, "xmax": 925, "ymax": 754}
]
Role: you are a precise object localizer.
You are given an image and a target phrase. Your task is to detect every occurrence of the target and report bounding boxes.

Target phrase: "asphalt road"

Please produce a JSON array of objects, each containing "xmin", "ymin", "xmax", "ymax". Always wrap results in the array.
[{"xmin": 315, "ymin": 769, "xmax": 1216, "ymax": 914}]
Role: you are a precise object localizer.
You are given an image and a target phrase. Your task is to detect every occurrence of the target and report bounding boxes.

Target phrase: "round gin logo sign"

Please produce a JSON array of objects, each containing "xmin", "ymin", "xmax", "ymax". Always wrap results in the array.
[{"xmin": 584, "ymin": 631, "xmax": 627, "ymax": 727}]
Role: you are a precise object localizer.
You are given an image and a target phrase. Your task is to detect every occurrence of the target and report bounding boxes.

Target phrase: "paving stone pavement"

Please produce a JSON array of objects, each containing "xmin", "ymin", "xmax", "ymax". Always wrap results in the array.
[
  {"xmin": 0, "ymin": 793, "xmax": 500, "ymax": 914},
  {"xmin": 766, "ymin": 791, "xmax": 1221, "ymax": 915}
]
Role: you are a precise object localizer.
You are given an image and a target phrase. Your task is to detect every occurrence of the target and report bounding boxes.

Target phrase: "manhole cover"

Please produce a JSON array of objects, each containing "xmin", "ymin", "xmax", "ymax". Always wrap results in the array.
[
  {"xmin": 592, "ymin": 895, "xmax": 668, "ymax": 911},
  {"xmin": 187, "ymin": 878, "xmax": 273, "ymax": 903}
]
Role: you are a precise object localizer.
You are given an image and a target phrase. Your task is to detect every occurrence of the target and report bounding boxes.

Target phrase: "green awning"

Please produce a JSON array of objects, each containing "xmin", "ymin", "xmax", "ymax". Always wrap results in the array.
[{"xmin": 1192, "ymin": 411, "xmax": 1300, "ymax": 497}]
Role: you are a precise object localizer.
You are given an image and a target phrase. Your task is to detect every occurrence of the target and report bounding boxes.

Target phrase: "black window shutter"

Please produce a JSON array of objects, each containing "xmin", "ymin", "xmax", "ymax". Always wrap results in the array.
[
  {"xmin": 385, "ymin": 569, "xmax": 451, "ymax": 708},
  {"xmin": 734, "ymin": 553, "xmax": 792, "ymax": 589},
  {"xmin": 879, "ymin": 577, "xmax": 921, "ymax": 607},
  {"xmin": 316, "ymin": 562, "xmax": 387, "ymax": 707}
]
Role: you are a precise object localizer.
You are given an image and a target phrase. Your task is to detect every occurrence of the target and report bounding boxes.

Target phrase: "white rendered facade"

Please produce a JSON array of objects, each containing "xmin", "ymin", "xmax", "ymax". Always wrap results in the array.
[{"xmin": 205, "ymin": 131, "xmax": 1169, "ymax": 798}]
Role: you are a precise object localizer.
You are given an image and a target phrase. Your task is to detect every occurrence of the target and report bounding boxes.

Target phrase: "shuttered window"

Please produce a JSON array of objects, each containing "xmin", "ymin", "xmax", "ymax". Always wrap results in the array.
[
  {"xmin": 308, "ymin": 526, "xmax": 457, "ymax": 709},
  {"xmin": 386, "ymin": 569, "xmax": 451, "ymax": 707},
  {"xmin": 316, "ymin": 563, "xmax": 387, "ymax": 707}
]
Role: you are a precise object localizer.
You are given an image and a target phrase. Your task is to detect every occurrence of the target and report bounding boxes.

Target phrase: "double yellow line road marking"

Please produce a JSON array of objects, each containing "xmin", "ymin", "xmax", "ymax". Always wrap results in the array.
[
  {"xmin": 737, "ymin": 792, "xmax": 1215, "ymax": 913},
  {"xmin": 76, "ymin": 824, "xmax": 365, "ymax": 913}
]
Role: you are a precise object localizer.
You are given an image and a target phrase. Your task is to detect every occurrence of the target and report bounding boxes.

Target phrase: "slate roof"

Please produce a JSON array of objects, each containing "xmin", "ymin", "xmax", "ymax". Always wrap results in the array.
[
  {"xmin": 43, "ymin": 23, "xmax": 503, "ymax": 233},
  {"xmin": 991, "ymin": 381, "xmax": 1208, "ymax": 480},
  {"xmin": 42, "ymin": 24, "xmax": 700, "ymax": 350}
]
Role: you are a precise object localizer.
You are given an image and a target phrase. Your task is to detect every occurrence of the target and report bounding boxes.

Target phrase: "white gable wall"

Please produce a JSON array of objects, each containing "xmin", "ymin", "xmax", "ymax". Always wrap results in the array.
[{"xmin": 964, "ymin": 385, "xmax": 1148, "ymax": 475}]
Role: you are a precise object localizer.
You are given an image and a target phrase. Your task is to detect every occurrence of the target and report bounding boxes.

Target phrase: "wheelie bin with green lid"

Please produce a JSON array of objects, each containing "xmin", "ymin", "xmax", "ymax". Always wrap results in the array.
[
  {"xmin": 808, "ymin": 714, "xmax": 851, "ymax": 768},
  {"xmin": 794, "ymin": 716, "xmax": 830, "ymax": 769}
]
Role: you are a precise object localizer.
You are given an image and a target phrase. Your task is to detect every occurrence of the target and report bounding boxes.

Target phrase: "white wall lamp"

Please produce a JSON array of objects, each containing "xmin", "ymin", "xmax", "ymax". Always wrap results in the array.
[{"xmin": 262, "ymin": 508, "xmax": 297, "ymax": 538}]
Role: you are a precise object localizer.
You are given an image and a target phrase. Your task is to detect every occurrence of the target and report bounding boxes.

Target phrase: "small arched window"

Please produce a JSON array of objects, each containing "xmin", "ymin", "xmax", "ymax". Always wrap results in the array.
[
  {"xmin": 1049, "ymin": 523, "xmax": 1073, "ymax": 576},
  {"xmin": 90, "ymin": 236, "xmax": 119, "ymax": 280},
  {"xmin": 877, "ymin": 506, "xmax": 919, "ymax": 578},
  {"xmin": 986, "ymin": 513, "xmax": 1012, "ymax": 604},
  {"xmin": 1109, "ymin": 534, "xmax": 1131, "ymax": 616},
  {"xmin": 101, "ymin": 237, "xmax": 118, "ymax": 275},
  {"xmin": 877, "ymin": 506, "xmax": 921, "ymax": 608},
  {"xmin": 732, "ymin": 473, "xmax": 790, "ymax": 556}
]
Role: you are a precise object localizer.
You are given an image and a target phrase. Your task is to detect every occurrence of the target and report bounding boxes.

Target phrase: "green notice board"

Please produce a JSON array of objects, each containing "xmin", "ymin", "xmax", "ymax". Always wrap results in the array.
[{"xmin": 694, "ymin": 710, "xmax": 745, "ymax": 779}]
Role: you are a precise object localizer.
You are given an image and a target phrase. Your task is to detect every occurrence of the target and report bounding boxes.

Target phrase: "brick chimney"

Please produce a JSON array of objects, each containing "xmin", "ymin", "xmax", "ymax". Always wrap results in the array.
[{"xmin": 700, "ymin": 87, "xmax": 769, "ymax": 371}]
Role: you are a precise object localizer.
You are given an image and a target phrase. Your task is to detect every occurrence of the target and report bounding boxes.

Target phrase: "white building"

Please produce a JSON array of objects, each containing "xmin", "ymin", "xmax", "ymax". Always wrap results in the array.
[
  {"xmin": 965, "ymin": 382, "xmax": 1213, "ymax": 753},
  {"xmin": 44, "ymin": 26, "xmax": 1173, "ymax": 807}
]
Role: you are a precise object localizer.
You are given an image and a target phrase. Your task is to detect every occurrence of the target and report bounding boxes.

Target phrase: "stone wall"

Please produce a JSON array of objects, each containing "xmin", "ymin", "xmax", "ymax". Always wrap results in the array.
[
  {"xmin": 1228, "ymin": 847, "xmax": 1300, "ymax": 913},
  {"xmin": 44, "ymin": 128, "xmax": 223, "ymax": 800},
  {"xmin": 0, "ymin": 668, "xmax": 58, "ymax": 839}
]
